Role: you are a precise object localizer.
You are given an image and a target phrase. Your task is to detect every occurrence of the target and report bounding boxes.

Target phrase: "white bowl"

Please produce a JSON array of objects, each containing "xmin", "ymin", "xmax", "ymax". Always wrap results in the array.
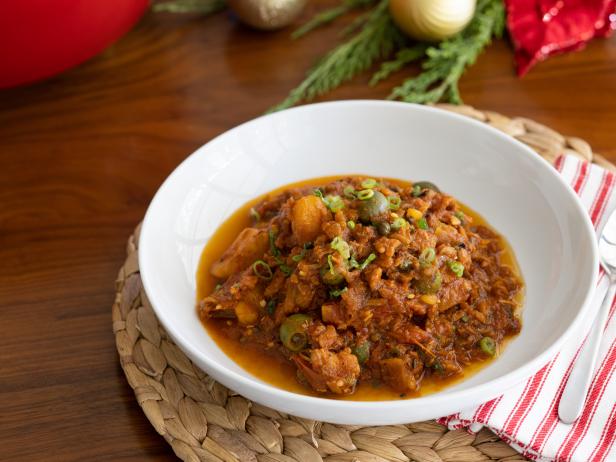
[{"xmin": 139, "ymin": 101, "xmax": 598, "ymax": 424}]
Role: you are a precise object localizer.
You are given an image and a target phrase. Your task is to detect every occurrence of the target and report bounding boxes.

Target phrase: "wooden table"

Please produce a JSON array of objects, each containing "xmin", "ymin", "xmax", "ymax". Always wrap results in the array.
[{"xmin": 2, "ymin": 6, "xmax": 616, "ymax": 461}]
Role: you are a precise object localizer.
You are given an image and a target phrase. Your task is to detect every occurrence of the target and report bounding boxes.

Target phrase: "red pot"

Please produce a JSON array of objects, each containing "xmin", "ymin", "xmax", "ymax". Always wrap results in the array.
[{"xmin": 0, "ymin": 0, "xmax": 149, "ymax": 89}]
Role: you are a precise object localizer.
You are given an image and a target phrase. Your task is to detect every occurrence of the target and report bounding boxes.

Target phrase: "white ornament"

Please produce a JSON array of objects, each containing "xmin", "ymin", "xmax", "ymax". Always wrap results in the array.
[{"xmin": 389, "ymin": 0, "xmax": 477, "ymax": 42}]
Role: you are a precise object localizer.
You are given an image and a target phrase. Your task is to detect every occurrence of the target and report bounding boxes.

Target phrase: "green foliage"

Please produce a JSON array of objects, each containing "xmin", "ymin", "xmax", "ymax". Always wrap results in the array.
[
  {"xmin": 269, "ymin": 0, "xmax": 406, "ymax": 112},
  {"xmin": 152, "ymin": 0, "xmax": 225, "ymax": 14},
  {"xmin": 388, "ymin": 0, "xmax": 505, "ymax": 103},
  {"xmin": 370, "ymin": 43, "xmax": 427, "ymax": 85},
  {"xmin": 292, "ymin": 0, "xmax": 377, "ymax": 39},
  {"xmin": 276, "ymin": 0, "xmax": 504, "ymax": 109}
]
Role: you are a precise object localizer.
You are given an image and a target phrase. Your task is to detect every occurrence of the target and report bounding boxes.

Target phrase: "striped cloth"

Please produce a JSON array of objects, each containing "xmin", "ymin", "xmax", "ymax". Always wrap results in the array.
[{"xmin": 439, "ymin": 155, "xmax": 616, "ymax": 462}]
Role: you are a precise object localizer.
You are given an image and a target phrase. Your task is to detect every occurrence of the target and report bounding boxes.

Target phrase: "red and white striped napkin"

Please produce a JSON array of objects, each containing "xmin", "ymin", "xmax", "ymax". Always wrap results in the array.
[{"xmin": 440, "ymin": 155, "xmax": 616, "ymax": 462}]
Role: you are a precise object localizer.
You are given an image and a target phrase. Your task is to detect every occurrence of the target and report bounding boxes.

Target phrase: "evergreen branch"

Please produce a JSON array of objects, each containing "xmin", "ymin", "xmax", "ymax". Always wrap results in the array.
[
  {"xmin": 388, "ymin": 0, "xmax": 504, "ymax": 104},
  {"xmin": 152, "ymin": 0, "xmax": 225, "ymax": 14},
  {"xmin": 370, "ymin": 43, "xmax": 427, "ymax": 85},
  {"xmin": 270, "ymin": 0, "xmax": 406, "ymax": 112},
  {"xmin": 292, "ymin": 0, "xmax": 376, "ymax": 39},
  {"xmin": 339, "ymin": 9, "xmax": 372, "ymax": 37}
]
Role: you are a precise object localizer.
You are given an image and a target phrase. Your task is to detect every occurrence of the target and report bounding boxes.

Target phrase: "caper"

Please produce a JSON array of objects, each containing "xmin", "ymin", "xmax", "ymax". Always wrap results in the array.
[
  {"xmin": 352, "ymin": 341, "xmax": 371, "ymax": 364},
  {"xmin": 357, "ymin": 190, "xmax": 389, "ymax": 222},
  {"xmin": 279, "ymin": 314, "xmax": 311, "ymax": 351},
  {"xmin": 376, "ymin": 221, "xmax": 391, "ymax": 236},
  {"xmin": 320, "ymin": 266, "xmax": 344, "ymax": 285},
  {"xmin": 415, "ymin": 271, "xmax": 442, "ymax": 294}
]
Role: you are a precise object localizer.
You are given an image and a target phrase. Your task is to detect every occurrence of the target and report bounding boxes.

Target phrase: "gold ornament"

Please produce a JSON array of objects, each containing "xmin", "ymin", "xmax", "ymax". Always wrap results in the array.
[
  {"xmin": 228, "ymin": 0, "xmax": 307, "ymax": 30},
  {"xmin": 389, "ymin": 0, "xmax": 476, "ymax": 42}
]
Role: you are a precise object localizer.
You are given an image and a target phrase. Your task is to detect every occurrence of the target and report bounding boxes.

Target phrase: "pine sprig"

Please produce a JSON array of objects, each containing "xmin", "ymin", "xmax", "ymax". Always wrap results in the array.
[
  {"xmin": 292, "ymin": 0, "xmax": 376, "ymax": 39},
  {"xmin": 370, "ymin": 43, "xmax": 427, "ymax": 85},
  {"xmin": 270, "ymin": 0, "xmax": 406, "ymax": 112},
  {"xmin": 388, "ymin": 0, "xmax": 504, "ymax": 104},
  {"xmin": 152, "ymin": 0, "xmax": 225, "ymax": 14}
]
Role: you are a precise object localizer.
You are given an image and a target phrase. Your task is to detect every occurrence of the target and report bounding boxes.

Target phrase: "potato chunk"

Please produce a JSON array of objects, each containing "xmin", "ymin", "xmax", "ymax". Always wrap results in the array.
[
  {"xmin": 234, "ymin": 301, "xmax": 259, "ymax": 325},
  {"xmin": 291, "ymin": 195, "xmax": 327, "ymax": 244},
  {"xmin": 210, "ymin": 228, "xmax": 268, "ymax": 279}
]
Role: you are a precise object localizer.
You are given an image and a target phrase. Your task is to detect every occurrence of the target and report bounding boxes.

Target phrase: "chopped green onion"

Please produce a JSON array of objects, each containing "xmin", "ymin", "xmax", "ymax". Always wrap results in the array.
[
  {"xmin": 325, "ymin": 195, "xmax": 345, "ymax": 212},
  {"xmin": 352, "ymin": 341, "xmax": 371, "ymax": 363},
  {"xmin": 252, "ymin": 260, "xmax": 273, "ymax": 280},
  {"xmin": 292, "ymin": 242, "xmax": 312, "ymax": 262},
  {"xmin": 391, "ymin": 217, "xmax": 407, "ymax": 231},
  {"xmin": 432, "ymin": 361, "xmax": 444, "ymax": 372},
  {"xmin": 330, "ymin": 287, "xmax": 348, "ymax": 297},
  {"xmin": 361, "ymin": 178, "xmax": 377, "ymax": 189},
  {"xmin": 327, "ymin": 254, "xmax": 336, "ymax": 275},
  {"xmin": 358, "ymin": 253, "xmax": 376, "ymax": 270},
  {"xmin": 447, "ymin": 260, "xmax": 465, "ymax": 277},
  {"xmin": 268, "ymin": 230, "xmax": 280, "ymax": 258},
  {"xmin": 266, "ymin": 299, "xmax": 277, "ymax": 316},
  {"xmin": 417, "ymin": 217, "xmax": 429, "ymax": 230},
  {"xmin": 419, "ymin": 247, "xmax": 436, "ymax": 267},
  {"xmin": 330, "ymin": 236, "xmax": 351, "ymax": 259},
  {"xmin": 214, "ymin": 283, "xmax": 222, "ymax": 291},
  {"xmin": 347, "ymin": 220, "xmax": 356, "ymax": 230},
  {"xmin": 343, "ymin": 185, "xmax": 356, "ymax": 199},
  {"xmin": 280, "ymin": 264, "xmax": 293, "ymax": 276},
  {"xmin": 412, "ymin": 185, "xmax": 422, "ymax": 197},
  {"xmin": 357, "ymin": 189, "xmax": 375, "ymax": 200},
  {"xmin": 479, "ymin": 337, "xmax": 496, "ymax": 356},
  {"xmin": 249, "ymin": 207, "xmax": 260, "ymax": 222},
  {"xmin": 454, "ymin": 210, "xmax": 465, "ymax": 221},
  {"xmin": 461, "ymin": 314, "xmax": 469, "ymax": 323},
  {"xmin": 313, "ymin": 189, "xmax": 324, "ymax": 199},
  {"xmin": 388, "ymin": 196, "xmax": 401, "ymax": 210}
]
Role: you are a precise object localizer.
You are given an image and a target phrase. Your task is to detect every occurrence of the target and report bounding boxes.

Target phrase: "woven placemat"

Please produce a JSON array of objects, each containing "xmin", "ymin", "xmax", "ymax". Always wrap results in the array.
[{"xmin": 112, "ymin": 105, "xmax": 615, "ymax": 462}]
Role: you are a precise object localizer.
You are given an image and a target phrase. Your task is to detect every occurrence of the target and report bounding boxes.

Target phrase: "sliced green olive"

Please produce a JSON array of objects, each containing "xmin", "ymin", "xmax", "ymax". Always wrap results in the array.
[
  {"xmin": 352, "ymin": 341, "xmax": 371, "ymax": 364},
  {"xmin": 413, "ymin": 181, "xmax": 440, "ymax": 193},
  {"xmin": 358, "ymin": 190, "xmax": 389, "ymax": 222},
  {"xmin": 479, "ymin": 337, "xmax": 496, "ymax": 356},
  {"xmin": 415, "ymin": 271, "xmax": 442, "ymax": 294},
  {"xmin": 280, "ymin": 314, "xmax": 311, "ymax": 351}
]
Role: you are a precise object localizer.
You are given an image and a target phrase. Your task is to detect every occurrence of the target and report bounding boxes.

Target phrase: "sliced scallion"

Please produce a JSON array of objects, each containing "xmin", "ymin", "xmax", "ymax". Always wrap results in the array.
[
  {"xmin": 252, "ymin": 260, "xmax": 273, "ymax": 280},
  {"xmin": 361, "ymin": 178, "xmax": 377, "ymax": 189},
  {"xmin": 357, "ymin": 189, "xmax": 375, "ymax": 200}
]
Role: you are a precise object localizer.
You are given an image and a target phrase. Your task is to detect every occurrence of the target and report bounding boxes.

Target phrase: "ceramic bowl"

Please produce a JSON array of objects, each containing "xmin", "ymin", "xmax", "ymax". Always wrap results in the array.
[{"xmin": 139, "ymin": 101, "xmax": 598, "ymax": 424}]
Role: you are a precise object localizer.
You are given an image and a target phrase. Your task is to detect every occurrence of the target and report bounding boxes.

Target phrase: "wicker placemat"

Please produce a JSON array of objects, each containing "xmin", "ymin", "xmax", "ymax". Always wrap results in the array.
[{"xmin": 112, "ymin": 105, "xmax": 615, "ymax": 462}]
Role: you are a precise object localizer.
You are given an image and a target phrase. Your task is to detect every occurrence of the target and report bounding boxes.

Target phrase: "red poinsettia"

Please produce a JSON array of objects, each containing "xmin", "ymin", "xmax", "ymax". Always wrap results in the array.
[{"xmin": 506, "ymin": 0, "xmax": 616, "ymax": 75}]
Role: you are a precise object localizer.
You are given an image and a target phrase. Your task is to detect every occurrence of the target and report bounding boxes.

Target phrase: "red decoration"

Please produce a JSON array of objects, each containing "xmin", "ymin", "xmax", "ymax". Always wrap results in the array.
[
  {"xmin": 0, "ymin": 0, "xmax": 149, "ymax": 89},
  {"xmin": 506, "ymin": 0, "xmax": 616, "ymax": 76}
]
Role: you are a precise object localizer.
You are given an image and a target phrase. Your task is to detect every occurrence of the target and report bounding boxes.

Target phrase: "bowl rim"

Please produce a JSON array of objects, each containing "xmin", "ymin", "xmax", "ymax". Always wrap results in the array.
[{"xmin": 139, "ymin": 100, "xmax": 599, "ymax": 415}]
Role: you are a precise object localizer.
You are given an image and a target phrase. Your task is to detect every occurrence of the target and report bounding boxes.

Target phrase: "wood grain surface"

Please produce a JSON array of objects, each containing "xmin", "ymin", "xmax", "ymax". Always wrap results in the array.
[{"xmin": 1, "ymin": 5, "xmax": 615, "ymax": 461}]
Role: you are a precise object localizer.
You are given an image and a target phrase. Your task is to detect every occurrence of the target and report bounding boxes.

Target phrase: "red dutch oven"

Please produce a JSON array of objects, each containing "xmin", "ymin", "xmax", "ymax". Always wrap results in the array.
[{"xmin": 0, "ymin": 0, "xmax": 149, "ymax": 88}]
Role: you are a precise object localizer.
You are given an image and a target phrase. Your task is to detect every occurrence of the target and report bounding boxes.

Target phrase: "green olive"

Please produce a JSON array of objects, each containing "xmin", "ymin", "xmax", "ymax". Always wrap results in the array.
[
  {"xmin": 414, "ymin": 181, "xmax": 440, "ymax": 193},
  {"xmin": 280, "ymin": 314, "xmax": 312, "ymax": 351},
  {"xmin": 358, "ymin": 190, "xmax": 389, "ymax": 222},
  {"xmin": 415, "ymin": 271, "xmax": 442, "ymax": 294},
  {"xmin": 376, "ymin": 221, "xmax": 391, "ymax": 236},
  {"xmin": 352, "ymin": 341, "xmax": 371, "ymax": 364},
  {"xmin": 321, "ymin": 266, "xmax": 344, "ymax": 285}
]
